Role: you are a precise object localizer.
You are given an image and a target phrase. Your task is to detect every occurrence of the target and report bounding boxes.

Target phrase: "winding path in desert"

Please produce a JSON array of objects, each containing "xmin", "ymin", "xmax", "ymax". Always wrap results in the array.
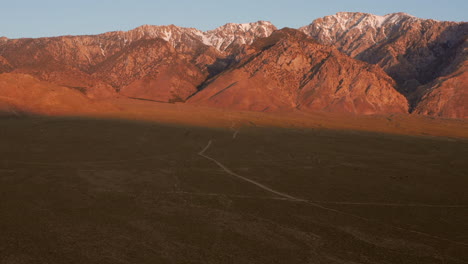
[
  {"xmin": 198, "ymin": 140, "xmax": 305, "ymax": 202},
  {"xmin": 197, "ymin": 136, "xmax": 468, "ymax": 248}
]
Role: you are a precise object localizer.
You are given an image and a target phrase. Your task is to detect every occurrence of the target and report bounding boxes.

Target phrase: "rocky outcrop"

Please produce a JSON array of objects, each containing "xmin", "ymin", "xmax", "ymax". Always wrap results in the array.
[
  {"xmin": 0, "ymin": 56, "xmax": 13, "ymax": 73},
  {"xmin": 413, "ymin": 70, "xmax": 467, "ymax": 118},
  {"xmin": 413, "ymin": 40, "xmax": 468, "ymax": 118},
  {"xmin": 92, "ymin": 38, "xmax": 208, "ymax": 102},
  {"xmin": 189, "ymin": 29, "xmax": 408, "ymax": 114}
]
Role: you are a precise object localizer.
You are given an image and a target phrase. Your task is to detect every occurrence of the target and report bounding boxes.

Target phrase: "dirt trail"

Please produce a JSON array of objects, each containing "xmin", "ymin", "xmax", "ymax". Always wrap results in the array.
[
  {"xmin": 198, "ymin": 138, "xmax": 468, "ymax": 248},
  {"xmin": 199, "ymin": 140, "xmax": 305, "ymax": 202}
]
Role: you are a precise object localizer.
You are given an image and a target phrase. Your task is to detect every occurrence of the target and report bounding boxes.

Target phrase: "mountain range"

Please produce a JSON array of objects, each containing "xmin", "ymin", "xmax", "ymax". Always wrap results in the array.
[{"xmin": 0, "ymin": 12, "xmax": 466, "ymax": 118}]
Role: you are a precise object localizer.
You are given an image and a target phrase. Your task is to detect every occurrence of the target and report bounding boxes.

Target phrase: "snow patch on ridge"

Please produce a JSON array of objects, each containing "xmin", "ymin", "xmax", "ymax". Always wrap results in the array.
[
  {"xmin": 300, "ymin": 12, "xmax": 421, "ymax": 44},
  {"xmin": 329, "ymin": 12, "xmax": 418, "ymax": 30},
  {"xmin": 121, "ymin": 21, "xmax": 277, "ymax": 52}
]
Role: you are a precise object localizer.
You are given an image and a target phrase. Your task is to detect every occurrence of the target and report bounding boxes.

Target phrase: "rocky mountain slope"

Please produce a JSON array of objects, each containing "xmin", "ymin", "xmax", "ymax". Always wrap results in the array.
[
  {"xmin": 189, "ymin": 29, "xmax": 408, "ymax": 114},
  {"xmin": 0, "ymin": 21, "xmax": 275, "ymax": 101},
  {"xmin": 300, "ymin": 12, "xmax": 467, "ymax": 117},
  {"xmin": 91, "ymin": 38, "xmax": 207, "ymax": 102},
  {"xmin": 0, "ymin": 13, "xmax": 465, "ymax": 118},
  {"xmin": 413, "ymin": 39, "xmax": 467, "ymax": 118},
  {"xmin": 0, "ymin": 55, "xmax": 12, "ymax": 72},
  {"xmin": 0, "ymin": 20, "xmax": 275, "ymax": 73}
]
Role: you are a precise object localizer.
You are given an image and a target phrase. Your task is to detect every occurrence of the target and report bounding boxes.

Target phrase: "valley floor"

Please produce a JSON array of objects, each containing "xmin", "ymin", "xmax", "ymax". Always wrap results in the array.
[{"xmin": 0, "ymin": 114, "xmax": 467, "ymax": 263}]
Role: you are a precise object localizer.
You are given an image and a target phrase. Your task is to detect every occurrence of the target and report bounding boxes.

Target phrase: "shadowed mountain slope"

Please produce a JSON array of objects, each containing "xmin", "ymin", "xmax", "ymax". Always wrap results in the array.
[{"xmin": 301, "ymin": 12, "xmax": 468, "ymax": 117}]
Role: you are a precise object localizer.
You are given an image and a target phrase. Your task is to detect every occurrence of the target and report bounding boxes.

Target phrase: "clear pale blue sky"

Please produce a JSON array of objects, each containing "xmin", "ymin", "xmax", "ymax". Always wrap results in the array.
[{"xmin": 1, "ymin": 0, "xmax": 467, "ymax": 38}]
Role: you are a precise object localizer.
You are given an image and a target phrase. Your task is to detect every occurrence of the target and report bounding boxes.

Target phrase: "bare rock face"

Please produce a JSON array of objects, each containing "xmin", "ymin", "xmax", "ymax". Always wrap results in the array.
[
  {"xmin": 0, "ymin": 35, "xmax": 127, "ymax": 99},
  {"xmin": 413, "ymin": 40, "xmax": 468, "ymax": 118},
  {"xmin": 301, "ymin": 12, "xmax": 468, "ymax": 118},
  {"xmin": 92, "ymin": 38, "xmax": 207, "ymax": 102},
  {"xmin": 0, "ymin": 56, "xmax": 13, "ymax": 73},
  {"xmin": 189, "ymin": 29, "xmax": 408, "ymax": 114},
  {"xmin": 413, "ymin": 70, "xmax": 467, "ymax": 118},
  {"xmin": 1, "ymin": 36, "xmax": 118, "ymax": 73}
]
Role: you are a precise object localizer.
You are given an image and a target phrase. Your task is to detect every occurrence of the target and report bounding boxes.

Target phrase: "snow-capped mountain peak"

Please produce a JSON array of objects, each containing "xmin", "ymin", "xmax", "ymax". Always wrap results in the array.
[
  {"xmin": 205, "ymin": 21, "xmax": 277, "ymax": 51},
  {"xmin": 103, "ymin": 21, "xmax": 277, "ymax": 52},
  {"xmin": 302, "ymin": 12, "xmax": 420, "ymax": 37}
]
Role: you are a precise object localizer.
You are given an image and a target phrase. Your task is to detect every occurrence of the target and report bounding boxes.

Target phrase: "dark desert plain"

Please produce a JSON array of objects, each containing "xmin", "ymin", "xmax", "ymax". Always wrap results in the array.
[
  {"xmin": 1, "ymin": 6, "xmax": 468, "ymax": 263},
  {"xmin": 1, "ymin": 97, "xmax": 468, "ymax": 263}
]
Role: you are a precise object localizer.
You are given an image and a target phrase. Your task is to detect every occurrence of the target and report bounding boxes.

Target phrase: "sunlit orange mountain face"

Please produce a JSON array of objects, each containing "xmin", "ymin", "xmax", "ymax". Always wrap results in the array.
[{"xmin": 0, "ymin": 12, "xmax": 466, "ymax": 127}]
